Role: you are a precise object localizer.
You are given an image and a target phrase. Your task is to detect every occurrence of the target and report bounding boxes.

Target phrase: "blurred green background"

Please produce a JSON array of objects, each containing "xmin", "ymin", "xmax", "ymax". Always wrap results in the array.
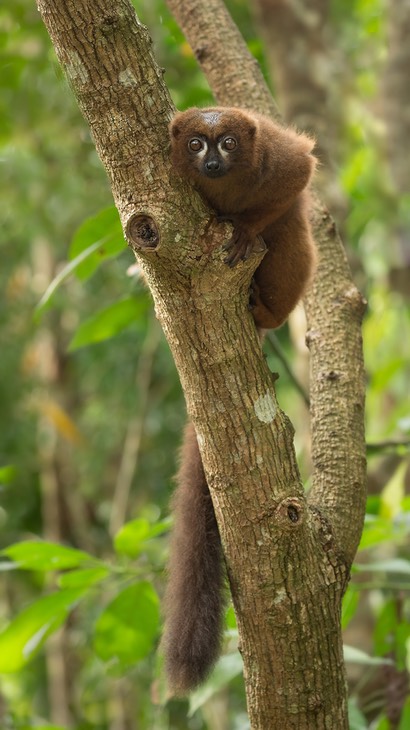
[{"xmin": 0, "ymin": 0, "xmax": 409, "ymax": 728}]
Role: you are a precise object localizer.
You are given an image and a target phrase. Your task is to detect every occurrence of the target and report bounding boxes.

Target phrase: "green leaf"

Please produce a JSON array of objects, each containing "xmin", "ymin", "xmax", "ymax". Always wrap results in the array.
[
  {"xmin": 94, "ymin": 582, "xmax": 159, "ymax": 667},
  {"xmin": 35, "ymin": 240, "xmax": 104, "ymax": 315},
  {"xmin": 355, "ymin": 558, "xmax": 410, "ymax": 575},
  {"xmin": 343, "ymin": 645, "xmax": 393, "ymax": 667},
  {"xmin": 374, "ymin": 717, "xmax": 390, "ymax": 730},
  {"xmin": 0, "ymin": 465, "xmax": 17, "ymax": 484},
  {"xmin": 68, "ymin": 296, "xmax": 148, "ymax": 351},
  {"xmin": 398, "ymin": 697, "xmax": 410, "ymax": 730},
  {"xmin": 365, "ymin": 495, "xmax": 381, "ymax": 515},
  {"xmin": 1, "ymin": 541, "xmax": 93, "ymax": 571},
  {"xmin": 396, "ymin": 622, "xmax": 410, "ymax": 669},
  {"xmin": 348, "ymin": 698, "xmax": 368, "ymax": 730},
  {"xmin": 189, "ymin": 652, "xmax": 243, "ymax": 716},
  {"xmin": 58, "ymin": 566, "xmax": 109, "ymax": 588},
  {"xmin": 358, "ymin": 515, "xmax": 407, "ymax": 551},
  {"xmin": 114, "ymin": 517, "xmax": 171, "ymax": 558},
  {"xmin": 35, "ymin": 207, "xmax": 126, "ymax": 316},
  {"xmin": 342, "ymin": 586, "xmax": 359, "ymax": 630},
  {"xmin": 380, "ymin": 462, "xmax": 407, "ymax": 519},
  {"xmin": 374, "ymin": 599, "xmax": 397, "ymax": 657},
  {"xmin": 0, "ymin": 588, "xmax": 86, "ymax": 672},
  {"xmin": 225, "ymin": 605, "xmax": 237, "ymax": 630},
  {"xmin": 69, "ymin": 206, "xmax": 124, "ymax": 280}
]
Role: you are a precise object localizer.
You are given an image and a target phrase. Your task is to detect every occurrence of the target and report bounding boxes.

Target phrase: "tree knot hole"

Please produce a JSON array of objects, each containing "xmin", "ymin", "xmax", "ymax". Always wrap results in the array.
[
  {"xmin": 275, "ymin": 497, "xmax": 304, "ymax": 528},
  {"xmin": 287, "ymin": 504, "xmax": 299, "ymax": 523},
  {"xmin": 195, "ymin": 45, "xmax": 208, "ymax": 62},
  {"xmin": 326, "ymin": 370, "xmax": 341, "ymax": 381},
  {"xmin": 126, "ymin": 213, "xmax": 159, "ymax": 251}
]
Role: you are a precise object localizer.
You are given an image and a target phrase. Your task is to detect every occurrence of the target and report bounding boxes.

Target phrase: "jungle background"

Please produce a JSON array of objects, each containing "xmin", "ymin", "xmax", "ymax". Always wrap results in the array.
[{"xmin": 0, "ymin": 0, "xmax": 409, "ymax": 728}]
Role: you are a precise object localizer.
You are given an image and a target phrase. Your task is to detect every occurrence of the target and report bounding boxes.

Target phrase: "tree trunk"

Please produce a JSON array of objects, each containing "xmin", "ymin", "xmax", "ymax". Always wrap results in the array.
[{"xmin": 37, "ymin": 0, "xmax": 367, "ymax": 726}]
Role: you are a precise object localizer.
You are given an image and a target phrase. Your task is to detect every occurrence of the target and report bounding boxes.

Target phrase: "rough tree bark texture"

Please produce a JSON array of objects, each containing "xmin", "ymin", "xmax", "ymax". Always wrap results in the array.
[{"xmin": 37, "ymin": 0, "xmax": 367, "ymax": 727}]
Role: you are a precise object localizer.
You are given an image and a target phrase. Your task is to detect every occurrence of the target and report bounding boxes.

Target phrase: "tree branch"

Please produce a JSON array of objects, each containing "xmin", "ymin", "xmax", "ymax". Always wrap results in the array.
[
  {"xmin": 166, "ymin": 0, "xmax": 367, "ymax": 565},
  {"xmin": 265, "ymin": 333, "xmax": 310, "ymax": 408}
]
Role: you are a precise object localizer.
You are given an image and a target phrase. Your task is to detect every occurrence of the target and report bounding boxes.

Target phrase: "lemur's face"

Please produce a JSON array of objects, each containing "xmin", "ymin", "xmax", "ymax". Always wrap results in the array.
[
  {"xmin": 170, "ymin": 108, "xmax": 257, "ymax": 182},
  {"xmin": 185, "ymin": 131, "xmax": 238, "ymax": 179}
]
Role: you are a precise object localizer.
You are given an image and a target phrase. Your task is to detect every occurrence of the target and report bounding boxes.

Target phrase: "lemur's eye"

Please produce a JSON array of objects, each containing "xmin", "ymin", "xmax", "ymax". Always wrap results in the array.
[
  {"xmin": 188, "ymin": 138, "xmax": 203, "ymax": 152},
  {"xmin": 222, "ymin": 137, "xmax": 237, "ymax": 151}
]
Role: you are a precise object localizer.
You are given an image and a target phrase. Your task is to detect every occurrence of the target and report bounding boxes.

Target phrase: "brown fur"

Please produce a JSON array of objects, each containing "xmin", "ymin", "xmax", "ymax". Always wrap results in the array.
[
  {"xmin": 163, "ymin": 107, "xmax": 317, "ymax": 693},
  {"xmin": 163, "ymin": 423, "xmax": 225, "ymax": 694}
]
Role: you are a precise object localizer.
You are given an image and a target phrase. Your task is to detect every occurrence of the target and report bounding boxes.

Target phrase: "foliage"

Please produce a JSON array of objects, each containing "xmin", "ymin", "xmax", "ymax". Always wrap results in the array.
[{"xmin": 0, "ymin": 0, "xmax": 409, "ymax": 728}]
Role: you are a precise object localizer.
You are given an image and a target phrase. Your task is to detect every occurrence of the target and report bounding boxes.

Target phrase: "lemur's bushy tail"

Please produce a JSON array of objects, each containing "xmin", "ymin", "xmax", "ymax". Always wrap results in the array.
[{"xmin": 163, "ymin": 422, "xmax": 226, "ymax": 694}]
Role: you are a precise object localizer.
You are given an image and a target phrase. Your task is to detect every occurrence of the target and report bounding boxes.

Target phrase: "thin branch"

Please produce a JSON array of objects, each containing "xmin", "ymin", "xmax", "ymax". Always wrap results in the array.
[
  {"xmin": 264, "ymin": 332, "xmax": 310, "ymax": 407},
  {"xmin": 166, "ymin": 0, "xmax": 277, "ymax": 117},
  {"xmin": 366, "ymin": 439, "xmax": 410, "ymax": 454}
]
